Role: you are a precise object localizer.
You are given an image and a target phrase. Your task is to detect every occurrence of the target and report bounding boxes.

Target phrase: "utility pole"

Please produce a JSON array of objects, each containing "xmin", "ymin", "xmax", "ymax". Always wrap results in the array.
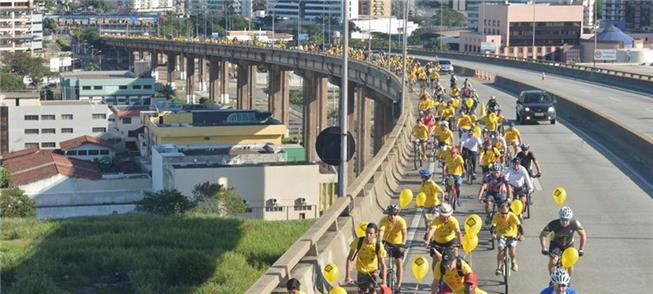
[
  {"xmin": 532, "ymin": 0, "xmax": 536, "ymax": 59},
  {"xmin": 400, "ymin": 0, "xmax": 408, "ymax": 113},
  {"xmin": 338, "ymin": 0, "xmax": 350, "ymax": 198},
  {"xmin": 593, "ymin": 0, "xmax": 598, "ymax": 67}
]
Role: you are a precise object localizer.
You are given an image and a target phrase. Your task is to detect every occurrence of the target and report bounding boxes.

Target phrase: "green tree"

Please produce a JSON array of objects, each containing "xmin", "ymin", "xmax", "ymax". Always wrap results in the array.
[
  {"xmin": 43, "ymin": 18, "xmax": 59, "ymax": 33},
  {"xmin": 159, "ymin": 84, "xmax": 176, "ymax": 99},
  {"xmin": 2, "ymin": 52, "xmax": 53, "ymax": 88},
  {"xmin": 0, "ymin": 71, "xmax": 26, "ymax": 91},
  {"xmin": 229, "ymin": 15, "xmax": 249, "ymax": 31},
  {"xmin": 433, "ymin": 8, "xmax": 467, "ymax": 27},
  {"xmin": 289, "ymin": 89, "xmax": 303, "ymax": 106},
  {"xmin": 0, "ymin": 166, "xmax": 11, "ymax": 188},
  {"xmin": 81, "ymin": 0, "xmax": 111, "ymax": 12},
  {"xmin": 191, "ymin": 182, "xmax": 246, "ymax": 216},
  {"xmin": 136, "ymin": 189, "xmax": 193, "ymax": 215},
  {"xmin": 78, "ymin": 28, "xmax": 101, "ymax": 47},
  {"xmin": 0, "ymin": 187, "xmax": 36, "ymax": 217},
  {"xmin": 303, "ymin": 23, "xmax": 323, "ymax": 43}
]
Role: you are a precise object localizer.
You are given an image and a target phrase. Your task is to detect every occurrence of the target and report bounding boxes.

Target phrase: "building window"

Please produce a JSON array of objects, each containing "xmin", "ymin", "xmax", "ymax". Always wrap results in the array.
[
  {"xmin": 41, "ymin": 114, "xmax": 55, "ymax": 120},
  {"xmin": 82, "ymin": 86, "xmax": 91, "ymax": 90},
  {"xmin": 119, "ymin": 85, "xmax": 128, "ymax": 89},
  {"xmin": 66, "ymin": 150, "xmax": 77, "ymax": 155},
  {"xmin": 245, "ymin": 207, "xmax": 253, "ymax": 213},
  {"xmin": 25, "ymin": 142, "xmax": 39, "ymax": 148},
  {"xmin": 24, "ymin": 129, "xmax": 39, "ymax": 134},
  {"xmin": 265, "ymin": 206, "xmax": 283, "ymax": 212},
  {"xmin": 99, "ymin": 150, "xmax": 109, "ymax": 155},
  {"xmin": 94, "ymin": 86, "xmax": 103, "ymax": 90},
  {"xmin": 41, "ymin": 128, "xmax": 55, "ymax": 134},
  {"xmin": 61, "ymin": 128, "xmax": 73, "ymax": 133},
  {"xmin": 88, "ymin": 150, "xmax": 99, "ymax": 155},
  {"xmin": 122, "ymin": 117, "xmax": 132, "ymax": 124},
  {"xmin": 41, "ymin": 142, "xmax": 56, "ymax": 148},
  {"xmin": 294, "ymin": 205, "xmax": 312, "ymax": 211},
  {"xmin": 92, "ymin": 113, "xmax": 107, "ymax": 119},
  {"xmin": 24, "ymin": 115, "xmax": 39, "ymax": 120},
  {"xmin": 132, "ymin": 85, "xmax": 142, "ymax": 89},
  {"xmin": 143, "ymin": 85, "xmax": 152, "ymax": 89},
  {"xmin": 92, "ymin": 127, "xmax": 107, "ymax": 133},
  {"xmin": 78, "ymin": 150, "xmax": 88, "ymax": 155},
  {"xmin": 61, "ymin": 114, "xmax": 73, "ymax": 120}
]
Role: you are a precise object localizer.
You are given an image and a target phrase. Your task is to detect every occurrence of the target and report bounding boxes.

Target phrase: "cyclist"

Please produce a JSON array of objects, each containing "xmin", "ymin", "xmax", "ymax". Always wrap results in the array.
[
  {"xmin": 450, "ymin": 74, "xmax": 457, "ymax": 89},
  {"xmin": 286, "ymin": 278, "xmax": 306, "ymax": 294},
  {"xmin": 345, "ymin": 223, "xmax": 388, "ymax": 293},
  {"xmin": 477, "ymin": 164, "xmax": 509, "ymax": 225},
  {"xmin": 443, "ymin": 147, "xmax": 465, "ymax": 207},
  {"xmin": 419, "ymin": 169, "xmax": 445, "ymax": 226},
  {"xmin": 504, "ymin": 158, "xmax": 533, "ymax": 216},
  {"xmin": 452, "ymin": 272, "xmax": 488, "ymax": 294},
  {"xmin": 412, "ymin": 119, "xmax": 430, "ymax": 161},
  {"xmin": 486, "ymin": 96, "xmax": 500, "ymax": 114},
  {"xmin": 460, "ymin": 128, "xmax": 482, "ymax": 181},
  {"xmin": 491, "ymin": 200, "xmax": 525, "ymax": 275},
  {"xmin": 481, "ymin": 112, "xmax": 500, "ymax": 135},
  {"xmin": 418, "ymin": 90, "xmax": 436, "ymax": 112},
  {"xmin": 441, "ymin": 101, "xmax": 456, "ymax": 130},
  {"xmin": 456, "ymin": 111, "xmax": 476, "ymax": 138},
  {"xmin": 422, "ymin": 109, "xmax": 437, "ymax": 135},
  {"xmin": 379, "ymin": 205, "xmax": 408, "ymax": 290},
  {"xmin": 538, "ymin": 267, "xmax": 579, "ymax": 294},
  {"xmin": 435, "ymin": 121, "xmax": 454, "ymax": 147},
  {"xmin": 515, "ymin": 143, "xmax": 542, "ymax": 178},
  {"xmin": 424, "ymin": 204, "xmax": 463, "ymax": 263},
  {"xmin": 431, "ymin": 248, "xmax": 472, "ymax": 294},
  {"xmin": 479, "ymin": 142, "xmax": 501, "ymax": 176},
  {"xmin": 540, "ymin": 207, "xmax": 587, "ymax": 276},
  {"xmin": 504, "ymin": 122, "xmax": 522, "ymax": 147}
]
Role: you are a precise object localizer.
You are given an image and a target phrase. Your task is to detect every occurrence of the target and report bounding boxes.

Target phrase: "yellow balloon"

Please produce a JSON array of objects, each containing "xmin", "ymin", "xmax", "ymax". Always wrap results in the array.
[
  {"xmin": 465, "ymin": 98, "xmax": 474, "ymax": 109},
  {"xmin": 415, "ymin": 192, "xmax": 426, "ymax": 208},
  {"xmin": 411, "ymin": 256, "xmax": 429, "ymax": 282},
  {"xmin": 511, "ymin": 199, "xmax": 524, "ymax": 215},
  {"xmin": 553, "ymin": 187, "xmax": 567, "ymax": 207},
  {"xmin": 355, "ymin": 222, "xmax": 368, "ymax": 238},
  {"xmin": 399, "ymin": 188, "xmax": 414, "ymax": 209},
  {"xmin": 464, "ymin": 214, "xmax": 482, "ymax": 237},
  {"xmin": 329, "ymin": 286, "xmax": 348, "ymax": 294},
  {"xmin": 473, "ymin": 125, "xmax": 482, "ymax": 138},
  {"xmin": 323, "ymin": 263, "xmax": 339, "ymax": 284},
  {"xmin": 561, "ymin": 247, "xmax": 579, "ymax": 268},
  {"xmin": 462, "ymin": 234, "xmax": 479, "ymax": 254}
]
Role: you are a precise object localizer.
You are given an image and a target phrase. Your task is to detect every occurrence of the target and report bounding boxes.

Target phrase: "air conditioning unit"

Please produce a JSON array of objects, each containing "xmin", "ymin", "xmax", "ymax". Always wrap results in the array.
[
  {"xmin": 268, "ymin": 198, "xmax": 278, "ymax": 206},
  {"xmin": 297, "ymin": 197, "xmax": 306, "ymax": 205}
]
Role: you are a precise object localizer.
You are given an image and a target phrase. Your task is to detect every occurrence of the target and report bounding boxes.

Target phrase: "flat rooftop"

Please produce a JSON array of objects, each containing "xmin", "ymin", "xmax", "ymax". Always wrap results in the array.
[{"xmin": 61, "ymin": 70, "xmax": 138, "ymax": 79}]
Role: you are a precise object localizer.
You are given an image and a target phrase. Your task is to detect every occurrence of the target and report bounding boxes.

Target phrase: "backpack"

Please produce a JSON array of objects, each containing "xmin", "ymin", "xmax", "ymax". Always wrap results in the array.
[
  {"xmin": 350, "ymin": 237, "xmax": 381, "ymax": 261},
  {"xmin": 439, "ymin": 255, "xmax": 467, "ymax": 277}
]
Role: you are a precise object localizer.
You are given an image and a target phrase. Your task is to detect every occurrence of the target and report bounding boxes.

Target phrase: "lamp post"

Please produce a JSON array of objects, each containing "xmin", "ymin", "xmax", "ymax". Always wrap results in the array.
[
  {"xmin": 532, "ymin": 0, "xmax": 536, "ymax": 59},
  {"xmin": 593, "ymin": 0, "xmax": 598, "ymax": 67},
  {"xmin": 400, "ymin": 0, "xmax": 408, "ymax": 112},
  {"xmin": 338, "ymin": 0, "xmax": 349, "ymax": 198}
]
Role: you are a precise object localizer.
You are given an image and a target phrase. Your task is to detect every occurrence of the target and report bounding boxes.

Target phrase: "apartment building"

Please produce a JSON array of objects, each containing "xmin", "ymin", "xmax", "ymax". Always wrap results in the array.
[
  {"xmin": 359, "ymin": 0, "xmax": 390, "ymax": 17},
  {"xmin": 267, "ymin": 0, "xmax": 358, "ymax": 22},
  {"xmin": 0, "ymin": 0, "xmax": 42, "ymax": 54},
  {"xmin": 186, "ymin": 0, "xmax": 241, "ymax": 17}
]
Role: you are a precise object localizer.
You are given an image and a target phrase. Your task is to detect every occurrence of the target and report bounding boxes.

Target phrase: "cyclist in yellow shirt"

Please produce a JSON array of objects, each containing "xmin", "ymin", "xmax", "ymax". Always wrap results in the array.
[
  {"xmin": 491, "ymin": 201, "xmax": 525, "ymax": 275},
  {"xmin": 441, "ymin": 101, "xmax": 456, "ymax": 130},
  {"xmin": 457, "ymin": 111, "xmax": 476, "ymax": 138},
  {"xmin": 435, "ymin": 121, "xmax": 454, "ymax": 147},
  {"xmin": 345, "ymin": 223, "xmax": 387, "ymax": 292},
  {"xmin": 444, "ymin": 148, "xmax": 465, "ymax": 208},
  {"xmin": 480, "ymin": 142, "xmax": 502, "ymax": 175},
  {"xmin": 419, "ymin": 94, "xmax": 436, "ymax": 113},
  {"xmin": 412, "ymin": 119, "xmax": 430, "ymax": 161},
  {"xmin": 482, "ymin": 112, "xmax": 500, "ymax": 133},
  {"xmin": 424, "ymin": 203, "xmax": 463, "ymax": 262},
  {"xmin": 419, "ymin": 169, "xmax": 445, "ymax": 226},
  {"xmin": 379, "ymin": 205, "xmax": 408, "ymax": 290},
  {"xmin": 451, "ymin": 272, "xmax": 488, "ymax": 294},
  {"xmin": 432, "ymin": 251, "xmax": 472, "ymax": 294},
  {"xmin": 504, "ymin": 123, "xmax": 522, "ymax": 158}
]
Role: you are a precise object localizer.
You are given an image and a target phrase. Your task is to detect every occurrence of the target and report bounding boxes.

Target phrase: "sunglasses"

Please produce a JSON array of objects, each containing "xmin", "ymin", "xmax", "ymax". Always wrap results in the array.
[{"xmin": 500, "ymin": 212, "xmax": 509, "ymax": 215}]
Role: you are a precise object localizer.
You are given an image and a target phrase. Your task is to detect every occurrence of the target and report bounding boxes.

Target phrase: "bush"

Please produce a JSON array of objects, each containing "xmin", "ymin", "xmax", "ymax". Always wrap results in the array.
[
  {"xmin": 166, "ymin": 252, "xmax": 214, "ymax": 285},
  {"xmin": 136, "ymin": 189, "xmax": 193, "ymax": 215},
  {"xmin": 0, "ymin": 187, "xmax": 36, "ymax": 218},
  {"xmin": 190, "ymin": 182, "xmax": 246, "ymax": 216},
  {"xmin": 0, "ymin": 166, "xmax": 10, "ymax": 188},
  {"xmin": 289, "ymin": 89, "xmax": 303, "ymax": 106}
]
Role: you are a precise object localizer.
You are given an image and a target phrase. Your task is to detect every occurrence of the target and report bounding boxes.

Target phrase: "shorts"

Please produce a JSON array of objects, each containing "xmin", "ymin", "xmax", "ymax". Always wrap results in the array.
[
  {"xmin": 384, "ymin": 242, "xmax": 406, "ymax": 259},
  {"xmin": 451, "ymin": 175, "xmax": 462, "ymax": 187},
  {"xmin": 429, "ymin": 239, "xmax": 459, "ymax": 257},
  {"xmin": 483, "ymin": 192, "xmax": 507, "ymax": 203},
  {"xmin": 511, "ymin": 185, "xmax": 529, "ymax": 197},
  {"xmin": 437, "ymin": 141, "xmax": 448, "ymax": 148},
  {"xmin": 481, "ymin": 165, "xmax": 490, "ymax": 174},
  {"xmin": 357, "ymin": 270, "xmax": 380, "ymax": 287},
  {"xmin": 498, "ymin": 236, "xmax": 518, "ymax": 249},
  {"xmin": 549, "ymin": 241, "xmax": 574, "ymax": 257}
]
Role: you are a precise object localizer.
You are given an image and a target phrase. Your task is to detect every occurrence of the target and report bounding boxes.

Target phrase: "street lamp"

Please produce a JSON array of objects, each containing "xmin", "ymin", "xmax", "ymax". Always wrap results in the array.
[
  {"xmin": 338, "ymin": 0, "xmax": 350, "ymax": 199},
  {"xmin": 532, "ymin": 0, "xmax": 536, "ymax": 59},
  {"xmin": 400, "ymin": 0, "xmax": 408, "ymax": 112},
  {"xmin": 593, "ymin": 0, "xmax": 599, "ymax": 67}
]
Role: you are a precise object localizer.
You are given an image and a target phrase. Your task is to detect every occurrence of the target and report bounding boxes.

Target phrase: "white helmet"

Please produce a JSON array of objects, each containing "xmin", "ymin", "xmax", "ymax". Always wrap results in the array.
[
  {"xmin": 551, "ymin": 267, "xmax": 571, "ymax": 285},
  {"xmin": 439, "ymin": 203, "xmax": 453, "ymax": 216},
  {"xmin": 440, "ymin": 121, "xmax": 449, "ymax": 128},
  {"xmin": 559, "ymin": 206, "xmax": 573, "ymax": 220}
]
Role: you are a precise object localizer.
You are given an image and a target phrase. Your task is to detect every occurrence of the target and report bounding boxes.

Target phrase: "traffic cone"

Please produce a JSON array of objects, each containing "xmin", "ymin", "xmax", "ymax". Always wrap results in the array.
[{"xmin": 541, "ymin": 72, "xmax": 546, "ymax": 80}]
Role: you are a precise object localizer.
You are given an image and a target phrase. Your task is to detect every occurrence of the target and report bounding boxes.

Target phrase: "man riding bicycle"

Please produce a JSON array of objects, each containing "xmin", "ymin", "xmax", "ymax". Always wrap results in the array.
[
  {"xmin": 515, "ymin": 143, "xmax": 542, "ymax": 178},
  {"xmin": 419, "ymin": 169, "xmax": 445, "ymax": 227},
  {"xmin": 538, "ymin": 267, "xmax": 579, "ymax": 294},
  {"xmin": 504, "ymin": 158, "xmax": 534, "ymax": 216},
  {"xmin": 460, "ymin": 128, "xmax": 482, "ymax": 181},
  {"xmin": 486, "ymin": 96, "xmax": 500, "ymax": 114},
  {"xmin": 456, "ymin": 111, "xmax": 476, "ymax": 138},
  {"xmin": 477, "ymin": 164, "xmax": 509, "ymax": 225},
  {"xmin": 491, "ymin": 200, "xmax": 525, "ymax": 275},
  {"xmin": 379, "ymin": 205, "xmax": 408, "ymax": 291},
  {"xmin": 345, "ymin": 223, "xmax": 388, "ymax": 293},
  {"xmin": 435, "ymin": 121, "xmax": 454, "ymax": 147},
  {"xmin": 479, "ymin": 143, "xmax": 501, "ymax": 176},
  {"xmin": 443, "ymin": 147, "xmax": 465, "ymax": 207},
  {"xmin": 539, "ymin": 207, "xmax": 587, "ymax": 276},
  {"xmin": 452, "ymin": 272, "xmax": 488, "ymax": 294},
  {"xmin": 431, "ymin": 249, "xmax": 472, "ymax": 294},
  {"xmin": 504, "ymin": 122, "xmax": 522, "ymax": 147},
  {"xmin": 424, "ymin": 204, "xmax": 463, "ymax": 264},
  {"xmin": 412, "ymin": 119, "xmax": 430, "ymax": 161}
]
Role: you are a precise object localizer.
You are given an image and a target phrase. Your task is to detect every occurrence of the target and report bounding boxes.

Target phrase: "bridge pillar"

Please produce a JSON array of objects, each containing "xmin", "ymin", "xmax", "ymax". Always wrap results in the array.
[
  {"xmin": 197, "ymin": 58, "xmax": 208, "ymax": 92},
  {"xmin": 268, "ymin": 65, "xmax": 290, "ymax": 126},
  {"xmin": 138, "ymin": 50, "xmax": 144, "ymax": 61},
  {"xmin": 179, "ymin": 54, "xmax": 186, "ymax": 81},
  {"xmin": 356, "ymin": 87, "xmax": 371, "ymax": 174},
  {"xmin": 237, "ymin": 62, "xmax": 257, "ymax": 109},
  {"xmin": 220, "ymin": 60, "xmax": 230, "ymax": 104},
  {"xmin": 186, "ymin": 56, "xmax": 196, "ymax": 104},
  {"xmin": 150, "ymin": 50, "xmax": 158, "ymax": 80},
  {"xmin": 209, "ymin": 57, "xmax": 220, "ymax": 103},
  {"xmin": 346, "ymin": 82, "xmax": 356, "ymax": 179},
  {"xmin": 302, "ymin": 71, "xmax": 329, "ymax": 161},
  {"xmin": 166, "ymin": 52, "xmax": 177, "ymax": 90},
  {"xmin": 373, "ymin": 98, "xmax": 393, "ymax": 154}
]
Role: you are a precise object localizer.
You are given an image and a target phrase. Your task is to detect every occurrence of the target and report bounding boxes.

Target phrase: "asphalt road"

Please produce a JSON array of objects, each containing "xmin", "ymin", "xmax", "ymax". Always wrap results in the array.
[
  {"xmin": 412, "ymin": 54, "xmax": 653, "ymax": 141},
  {"xmin": 394, "ymin": 80, "xmax": 653, "ymax": 293}
]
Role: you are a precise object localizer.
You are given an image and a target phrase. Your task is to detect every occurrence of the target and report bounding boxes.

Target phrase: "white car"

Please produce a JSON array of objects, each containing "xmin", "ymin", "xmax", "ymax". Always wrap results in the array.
[{"xmin": 438, "ymin": 60, "xmax": 454, "ymax": 72}]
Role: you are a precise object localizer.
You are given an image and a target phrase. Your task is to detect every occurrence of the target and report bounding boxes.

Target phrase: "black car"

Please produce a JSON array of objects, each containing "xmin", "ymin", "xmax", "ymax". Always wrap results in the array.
[{"xmin": 516, "ymin": 90, "xmax": 557, "ymax": 124}]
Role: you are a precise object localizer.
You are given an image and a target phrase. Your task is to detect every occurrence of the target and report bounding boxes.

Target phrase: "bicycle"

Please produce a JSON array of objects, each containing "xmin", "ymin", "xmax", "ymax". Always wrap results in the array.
[
  {"xmin": 383, "ymin": 243, "xmax": 405, "ymax": 293},
  {"xmin": 413, "ymin": 140, "xmax": 424, "ymax": 170},
  {"xmin": 462, "ymin": 149, "xmax": 476, "ymax": 185},
  {"xmin": 493, "ymin": 236, "xmax": 518, "ymax": 294},
  {"xmin": 442, "ymin": 175, "xmax": 461, "ymax": 211}
]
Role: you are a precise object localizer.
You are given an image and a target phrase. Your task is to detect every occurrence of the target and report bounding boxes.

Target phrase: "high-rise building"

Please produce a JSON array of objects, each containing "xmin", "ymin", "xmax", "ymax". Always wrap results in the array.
[
  {"xmin": 105, "ymin": 0, "xmax": 176, "ymax": 13},
  {"xmin": 359, "ymin": 0, "xmax": 390, "ymax": 17},
  {"xmin": 267, "ymin": 0, "xmax": 359, "ymax": 22},
  {"xmin": 187, "ymin": 0, "xmax": 241, "ymax": 17},
  {"xmin": 602, "ymin": 0, "xmax": 625, "ymax": 23},
  {"xmin": 466, "ymin": 0, "xmax": 509, "ymax": 31},
  {"xmin": 0, "ymin": 0, "xmax": 42, "ymax": 54},
  {"xmin": 601, "ymin": 0, "xmax": 652, "ymax": 32}
]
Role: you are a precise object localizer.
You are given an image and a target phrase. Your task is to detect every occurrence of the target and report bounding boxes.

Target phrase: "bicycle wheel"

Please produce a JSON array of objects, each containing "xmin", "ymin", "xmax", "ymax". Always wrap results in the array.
[
  {"xmin": 526, "ymin": 193, "xmax": 532, "ymax": 219},
  {"xmin": 413, "ymin": 144, "xmax": 419, "ymax": 170},
  {"xmin": 504, "ymin": 254, "xmax": 510, "ymax": 294}
]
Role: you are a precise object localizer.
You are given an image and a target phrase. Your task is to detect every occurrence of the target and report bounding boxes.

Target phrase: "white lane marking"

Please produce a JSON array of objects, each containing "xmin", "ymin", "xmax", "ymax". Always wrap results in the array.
[
  {"xmin": 607, "ymin": 97, "xmax": 622, "ymax": 102},
  {"xmin": 533, "ymin": 178, "xmax": 543, "ymax": 191}
]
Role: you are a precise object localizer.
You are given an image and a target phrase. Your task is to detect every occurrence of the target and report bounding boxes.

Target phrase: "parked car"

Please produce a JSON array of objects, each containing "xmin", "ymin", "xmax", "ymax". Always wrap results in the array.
[
  {"xmin": 438, "ymin": 59, "xmax": 454, "ymax": 72},
  {"xmin": 516, "ymin": 90, "xmax": 557, "ymax": 124}
]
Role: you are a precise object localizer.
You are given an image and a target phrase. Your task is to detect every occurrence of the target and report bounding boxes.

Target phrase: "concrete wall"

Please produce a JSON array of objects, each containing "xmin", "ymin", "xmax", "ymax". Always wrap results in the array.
[{"xmin": 66, "ymin": 144, "xmax": 114, "ymax": 162}]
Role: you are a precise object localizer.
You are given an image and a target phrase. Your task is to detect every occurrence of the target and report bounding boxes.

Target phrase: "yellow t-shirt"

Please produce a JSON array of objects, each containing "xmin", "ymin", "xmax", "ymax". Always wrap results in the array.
[
  {"xmin": 451, "ymin": 98, "xmax": 461, "ymax": 109},
  {"xmin": 433, "ymin": 258, "xmax": 472, "ymax": 290},
  {"xmin": 492, "ymin": 211, "xmax": 521, "ymax": 237},
  {"xmin": 436, "ymin": 147, "xmax": 453, "ymax": 162},
  {"xmin": 379, "ymin": 216, "xmax": 407, "ymax": 245},
  {"xmin": 441, "ymin": 107, "xmax": 456, "ymax": 120},
  {"xmin": 413, "ymin": 124, "xmax": 429, "ymax": 141},
  {"xmin": 457, "ymin": 115, "xmax": 474, "ymax": 130},
  {"xmin": 349, "ymin": 238, "xmax": 387, "ymax": 273},
  {"xmin": 504, "ymin": 129, "xmax": 521, "ymax": 143},
  {"xmin": 482, "ymin": 115, "xmax": 499, "ymax": 132},
  {"xmin": 446, "ymin": 154, "xmax": 465, "ymax": 176},
  {"xmin": 430, "ymin": 216, "xmax": 460, "ymax": 244},
  {"xmin": 435, "ymin": 127, "xmax": 454, "ymax": 145},
  {"xmin": 436, "ymin": 103, "xmax": 448, "ymax": 116},
  {"xmin": 419, "ymin": 99, "xmax": 435, "ymax": 111},
  {"xmin": 452, "ymin": 287, "xmax": 488, "ymax": 294},
  {"xmin": 480, "ymin": 148, "xmax": 501, "ymax": 166},
  {"xmin": 420, "ymin": 180, "xmax": 444, "ymax": 208}
]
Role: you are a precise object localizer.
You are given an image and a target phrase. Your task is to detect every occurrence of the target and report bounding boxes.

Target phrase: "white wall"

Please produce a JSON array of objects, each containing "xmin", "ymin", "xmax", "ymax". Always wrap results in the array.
[{"xmin": 66, "ymin": 144, "xmax": 114, "ymax": 162}]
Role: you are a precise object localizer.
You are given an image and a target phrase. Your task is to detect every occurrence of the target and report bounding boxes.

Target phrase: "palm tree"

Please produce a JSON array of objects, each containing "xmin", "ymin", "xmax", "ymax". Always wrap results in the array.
[{"xmin": 159, "ymin": 84, "xmax": 176, "ymax": 99}]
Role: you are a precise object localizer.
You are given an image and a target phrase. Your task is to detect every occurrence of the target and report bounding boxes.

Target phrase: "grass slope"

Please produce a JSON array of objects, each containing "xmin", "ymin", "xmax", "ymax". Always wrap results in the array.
[{"xmin": 1, "ymin": 213, "xmax": 313, "ymax": 293}]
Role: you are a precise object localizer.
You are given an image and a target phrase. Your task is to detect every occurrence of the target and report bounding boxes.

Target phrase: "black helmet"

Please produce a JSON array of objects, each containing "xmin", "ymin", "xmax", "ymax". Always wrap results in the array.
[
  {"xmin": 491, "ymin": 164, "xmax": 503, "ymax": 172},
  {"xmin": 386, "ymin": 204, "xmax": 400, "ymax": 215},
  {"xmin": 511, "ymin": 157, "xmax": 521, "ymax": 165},
  {"xmin": 520, "ymin": 143, "xmax": 530, "ymax": 150}
]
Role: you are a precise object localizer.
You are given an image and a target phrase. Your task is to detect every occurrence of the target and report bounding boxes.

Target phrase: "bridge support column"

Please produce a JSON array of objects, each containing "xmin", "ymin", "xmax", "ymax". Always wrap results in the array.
[
  {"xmin": 268, "ymin": 65, "xmax": 290, "ymax": 126},
  {"xmin": 237, "ymin": 63, "xmax": 257, "ymax": 109},
  {"xmin": 209, "ymin": 57, "xmax": 220, "ymax": 103},
  {"xmin": 138, "ymin": 50, "xmax": 144, "ymax": 61},
  {"xmin": 198, "ymin": 58, "xmax": 208, "ymax": 92},
  {"xmin": 166, "ymin": 52, "xmax": 177, "ymax": 90},
  {"xmin": 356, "ymin": 87, "xmax": 371, "ymax": 174},
  {"xmin": 220, "ymin": 60, "xmax": 230, "ymax": 105},
  {"xmin": 347, "ymin": 82, "xmax": 356, "ymax": 179},
  {"xmin": 186, "ymin": 56, "xmax": 195, "ymax": 104},
  {"xmin": 373, "ymin": 98, "xmax": 393, "ymax": 154},
  {"xmin": 179, "ymin": 54, "xmax": 186, "ymax": 81},
  {"xmin": 302, "ymin": 71, "xmax": 329, "ymax": 161},
  {"xmin": 150, "ymin": 50, "xmax": 158, "ymax": 80}
]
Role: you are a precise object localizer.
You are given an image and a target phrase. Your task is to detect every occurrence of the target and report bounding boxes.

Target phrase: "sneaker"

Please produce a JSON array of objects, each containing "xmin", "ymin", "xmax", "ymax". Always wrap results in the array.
[
  {"xmin": 511, "ymin": 260, "xmax": 519, "ymax": 272},
  {"xmin": 495, "ymin": 267, "xmax": 502, "ymax": 276}
]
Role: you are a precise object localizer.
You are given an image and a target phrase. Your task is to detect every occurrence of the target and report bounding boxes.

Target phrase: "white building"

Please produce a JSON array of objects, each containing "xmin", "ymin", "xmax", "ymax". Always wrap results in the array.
[
  {"xmin": 267, "ymin": 0, "xmax": 358, "ymax": 22},
  {"xmin": 108, "ymin": 105, "xmax": 148, "ymax": 153},
  {"xmin": 1, "ymin": 96, "xmax": 111, "ymax": 152},
  {"xmin": 186, "ymin": 0, "xmax": 241, "ymax": 17},
  {"xmin": 104, "ymin": 0, "xmax": 175, "ymax": 13},
  {"xmin": 351, "ymin": 16, "xmax": 419, "ymax": 39},
  {"xmin": 0, "ymin": 0, "xmax": 43, "ymax": 54}
]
